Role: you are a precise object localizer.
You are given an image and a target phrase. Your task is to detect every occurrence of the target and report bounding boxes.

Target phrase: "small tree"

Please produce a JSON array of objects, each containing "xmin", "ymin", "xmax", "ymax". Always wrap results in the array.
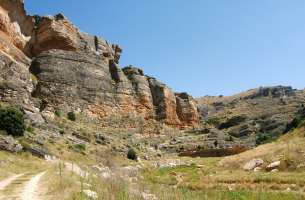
[
  {"xmin": 0, "ymin": 107, "xmax": 25, "ymax": 136},
  {"xmin": 67, "ymin": 111, "xmax": 76, "ymax": 121},
  {"xmin": 127, "ymin": 148, "xmax": 137, "ymax": 160}
]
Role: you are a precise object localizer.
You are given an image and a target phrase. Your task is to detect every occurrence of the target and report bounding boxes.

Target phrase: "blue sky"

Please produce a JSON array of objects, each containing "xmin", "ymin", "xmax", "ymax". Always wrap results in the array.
[{"xmin": 25, "ymin": 0, "xmax": 305, "ymax": 97}]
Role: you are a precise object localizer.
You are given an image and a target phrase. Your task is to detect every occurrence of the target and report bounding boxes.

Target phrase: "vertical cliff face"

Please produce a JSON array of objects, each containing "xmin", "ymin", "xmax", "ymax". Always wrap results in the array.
[
  {"xmin": 0, "ymin": 0, "xmax": 34, "ymax": 106},
  {"xmin": 0, "ymin": 0, "xmax": 34, "ymax": 56},
  {"xmin": 175, "ymin": 93, "xmax": 200, "ymax": 126},
  {"xmin": 0, "ymin": 0, "xmax": 199, "ymax": 128}
]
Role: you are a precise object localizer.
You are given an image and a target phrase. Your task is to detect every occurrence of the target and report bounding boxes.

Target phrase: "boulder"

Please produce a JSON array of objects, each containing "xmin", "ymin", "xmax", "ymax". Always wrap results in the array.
[
  {"xmin": 253, "ymin": 167, "xmax": 262, "ymax": 172},
  {"xmin": 28, "ymin": 146, "xmax": 50, "ymax": 158},
  {"xmin": 266, "ymin": 161, "xmax": 281, "ymax": 171},
  {"xmin": 243, "ymin": 159, "xmax": 264, "ymax": 171},
  {"xmin": 23, "ymin": 107, "xmax": 45, "ymax": 125},
  {"xmin": 0, "ymin": 135, "xmax": 23, "ymax": 153}
]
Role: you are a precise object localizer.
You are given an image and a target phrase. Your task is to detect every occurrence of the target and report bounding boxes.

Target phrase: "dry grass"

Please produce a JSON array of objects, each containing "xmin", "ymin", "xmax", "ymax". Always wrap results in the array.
[
  {"xmin": 140, "ymin": 126, "xmax": 305, "ymax": 199},
  {"xmin": 219, "ymin": 127, "xmax": 305, "ymax": 169},
  {"xmin": 40, "ymin": 162, "xmax": 142, "ymax": 200},
  {"xmin": 143, "ymin": 162, "xmax": 305, "ymax": 199},
  {"xmin": 0, "ymin": 151, "xmax": 49, "ymax": 179}
]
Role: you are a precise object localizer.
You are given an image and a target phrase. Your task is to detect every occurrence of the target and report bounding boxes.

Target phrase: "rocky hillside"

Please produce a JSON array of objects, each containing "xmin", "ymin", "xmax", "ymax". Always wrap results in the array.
[
  {"xmin": 0, "ymin": 0, "xmax": 199, "ymax": 129},
  {"xmin": 1, "ymin": 0, "xmax": 305, "ymax": 154},
  {"xmin": 197, "ymin": 86, "xmax": 305, "ymax": 147}
]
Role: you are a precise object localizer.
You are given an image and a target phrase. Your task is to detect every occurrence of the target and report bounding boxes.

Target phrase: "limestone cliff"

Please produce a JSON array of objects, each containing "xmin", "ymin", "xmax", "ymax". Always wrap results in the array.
[{"xmin": 0, "ymin": 0, "xmax": 199, "ymax": 128}]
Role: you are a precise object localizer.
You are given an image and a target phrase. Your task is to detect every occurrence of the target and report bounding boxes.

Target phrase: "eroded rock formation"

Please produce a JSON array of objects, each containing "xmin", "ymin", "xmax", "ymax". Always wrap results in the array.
[{"xmin": 0, "ymin": 0, "xmax": 199, "ymax": 128}]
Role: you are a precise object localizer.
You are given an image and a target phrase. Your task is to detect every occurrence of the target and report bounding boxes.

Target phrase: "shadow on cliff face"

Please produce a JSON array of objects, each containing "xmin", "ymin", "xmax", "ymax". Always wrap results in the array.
[{"xmin": 178, "ymin": 146, "xmax": 248, "ymax": 157}]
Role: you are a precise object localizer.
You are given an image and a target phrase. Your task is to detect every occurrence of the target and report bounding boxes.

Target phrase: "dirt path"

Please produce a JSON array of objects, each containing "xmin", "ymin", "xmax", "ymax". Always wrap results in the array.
[
  {"xmin": 0, "ymin": 172, "xmax": 46, "ymax": 200},
  {"xmin": 0, "ymin": 174, "xmax": 24, "ymax": 191},
  {"xmin": 20, "ymin": 171, "xmax": 46, "ymax": 200}
]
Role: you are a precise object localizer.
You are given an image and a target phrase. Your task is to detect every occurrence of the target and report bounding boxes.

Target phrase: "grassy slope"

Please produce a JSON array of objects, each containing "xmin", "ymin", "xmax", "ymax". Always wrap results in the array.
[
  {"xmin": 220, "ymin": 125, "xmax": 305, "ymax": 169},
  {"xmin": 0, "ymin": 151, "xmax": 49, "ymax": 179},
  {"xmin": 141, "ymin": 126, "xmax": 305, "ymax": 200}
]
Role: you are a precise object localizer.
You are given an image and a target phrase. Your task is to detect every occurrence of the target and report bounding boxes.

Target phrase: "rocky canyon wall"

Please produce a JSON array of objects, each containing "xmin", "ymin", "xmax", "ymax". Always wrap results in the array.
[{"xmin": 0, "ymin": 0, "xmax": 199, "ymax": 128}]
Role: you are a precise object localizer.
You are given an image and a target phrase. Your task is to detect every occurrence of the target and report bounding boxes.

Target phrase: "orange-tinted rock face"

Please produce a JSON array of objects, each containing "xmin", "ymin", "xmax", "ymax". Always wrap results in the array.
[
  {"xmin": 176, "ymin": 93, "xmax": 200, "ymax": 127},
  {"xmin": 0, "ymin": 0, "xmax": 33, "ymax": 63},
  {"xmin": 31, "ymin": 14, "xmax": 79, "ymax": 56},
  {"xmin": 0, "ymin": 1, "xmax": 200, "ymax": 128},
  {"xmin": 0, "ymin": 0, "xmax": 33, "ymax": 106}
]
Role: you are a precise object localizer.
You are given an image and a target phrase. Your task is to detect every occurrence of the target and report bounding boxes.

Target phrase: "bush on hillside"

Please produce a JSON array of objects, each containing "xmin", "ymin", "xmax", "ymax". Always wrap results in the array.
[
  {"xmin": 205, "ymin": 117, "xmax": 221, "ymax": 127},
  {"xmin": 0, "ymin": 107, "xmax": 25, "ymax": 136},
  {"xmin": 256, "ymin": 133, "xmax": 273, "ymax": 145},
  {"xmin": 33, "ymin": 15, "xmax": 42, "ymax": 29},
  {"xmin": 67, "ymin": 111, "xmax": 76, "ymax": 121},
  {"xmin": 127, "ymin": 148, "xmax": 137, "ymax": 161},
  {"xmin": 285, "ymin": 107, "xmax": 305, "ymax": 133},
  {"xmin": 55, "ymin": 109, "xmax": 64, "ymax": 118}
]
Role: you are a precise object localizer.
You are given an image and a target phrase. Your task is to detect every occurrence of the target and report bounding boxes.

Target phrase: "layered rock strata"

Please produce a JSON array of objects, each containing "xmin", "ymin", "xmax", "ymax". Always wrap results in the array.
[{"xmin": 0, "ymin": 0, "xmax": 199, "ymax": 128}]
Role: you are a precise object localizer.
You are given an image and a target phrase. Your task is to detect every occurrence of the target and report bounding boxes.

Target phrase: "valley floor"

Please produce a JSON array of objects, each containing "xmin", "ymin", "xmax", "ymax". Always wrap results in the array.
[
  {"xmin": 0, "ymin": 151, "xmax": 304, "ymax": 200},
  {"xmin": 0, "ymin": 114, "xmax": 305, "ymax": 200}
]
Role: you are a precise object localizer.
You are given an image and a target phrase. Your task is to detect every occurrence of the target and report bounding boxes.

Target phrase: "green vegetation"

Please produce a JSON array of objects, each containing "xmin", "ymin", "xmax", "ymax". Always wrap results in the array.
[
  {"xmin": 67, "ymin": 111, "xmax": 76, "ymax": 121},
  {"xmin": 55, "ymin": 109, "xmax": 64, "ymax": 118},
  {"xmin": 70, "ymin": 143, "xmax": 86, "ymax": 154},
  {"xmin": 127, "ymin": 148, "xmax": 137, "ymax": 160},
  {"xmin": 26, "ymin": 126, "xmax": 35, "ymax": 133},
  {"xmin": 205, "ymin": 117, "xmax": 221, "ymax": 127},
  {"xmin": 33, "ymin": 15, "xmax": 42, "ymax": 29},
  {"xmin": 285, "ymin": 108, "xmax": 305, "ymax": 133},
  {"xmin": 0, "ymin": 107, "xmax": 25, "ymax": 136},
  {"xmin": 256, "ymin": 133, "xmax": 274, "ymax": 145},
  {"xmin": 59, "ymin": 130, "xmax": 65, "ymax": 135}
]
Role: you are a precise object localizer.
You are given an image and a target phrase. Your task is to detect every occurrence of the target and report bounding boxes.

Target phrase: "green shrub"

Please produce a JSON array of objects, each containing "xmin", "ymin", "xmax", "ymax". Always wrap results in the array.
[
  {"xmin": 55, "ymin": 109, "xmax": 64, "ymax": 118},
  {"xmin": 59, "ymin": 130, "xmax": 65, "ymax": 135},
  {"xmin": 205, "ymin": 117, "xmax": 221, "ymax": 127},
  {"xmin": 19, "ymin": 140, "xmax": 31, "ymax": 150},
  {"xmin": 256, "ymin": 133, "xmax": 273, "ymax": 145},
  {"xmin": 285, "ymin": 109, "xmax": 305, "ymax": 133},
  {"xmin": 33, "ymin": 15, "xmax": 42, "ymax": 29},
  {"xmin": 67, "ymin": 111, "xmax": 76, "ymax": 121},
  {"xmin": 26, "ymin": 126, "xmax": 34, "ymax": 133},
  {"xmin": 127, "ymin": 148, "xmax": 137, "ymax": 160},
  {"xmin": 0, "ymin": 107, "xmax": 25, "ymax": 136},
  {"xmin": 71, "ymin": 144, "xmax": 86, "ymax": 154}
]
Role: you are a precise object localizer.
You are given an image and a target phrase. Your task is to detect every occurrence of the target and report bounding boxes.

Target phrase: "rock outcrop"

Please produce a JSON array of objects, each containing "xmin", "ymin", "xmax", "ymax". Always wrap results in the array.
[
  {"xmin": 0, "ymin": 0, "xmax": 33, "ymax": 106},
  {"xmin": 0, "ymin": 1, "xmax": 199, "ymax": 128},
  {"xmin": 30, "ymin": 14, "xmax": 79, "ymax": 56},
  {"xmin": 0, "ymin": 0, "xmax": 34, "ymax": 57},
  {"xmin": 0, "ymin": 135, "xmax": 23, "ymax": 153},
  {"xmin": 197, "ymin": 86, "xmax": 305, "ymax": 146}
]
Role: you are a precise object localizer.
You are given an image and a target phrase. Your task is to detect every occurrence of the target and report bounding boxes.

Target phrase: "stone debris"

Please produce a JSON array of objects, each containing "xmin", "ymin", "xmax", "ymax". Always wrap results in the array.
[
  {"xmin": 0, "ymin": 135, "xmax": 23, "ymax": 153},
  {"xmin": 83, "ymin": 190, "xmax": 98, "ymax": 199},
  {"xmin": 266, "ymin": 161, "xmax": 281, "ymax": 171},
  {"xmin": 243, "ymin": 159, "xmax": 264, "ymax": 171}
]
